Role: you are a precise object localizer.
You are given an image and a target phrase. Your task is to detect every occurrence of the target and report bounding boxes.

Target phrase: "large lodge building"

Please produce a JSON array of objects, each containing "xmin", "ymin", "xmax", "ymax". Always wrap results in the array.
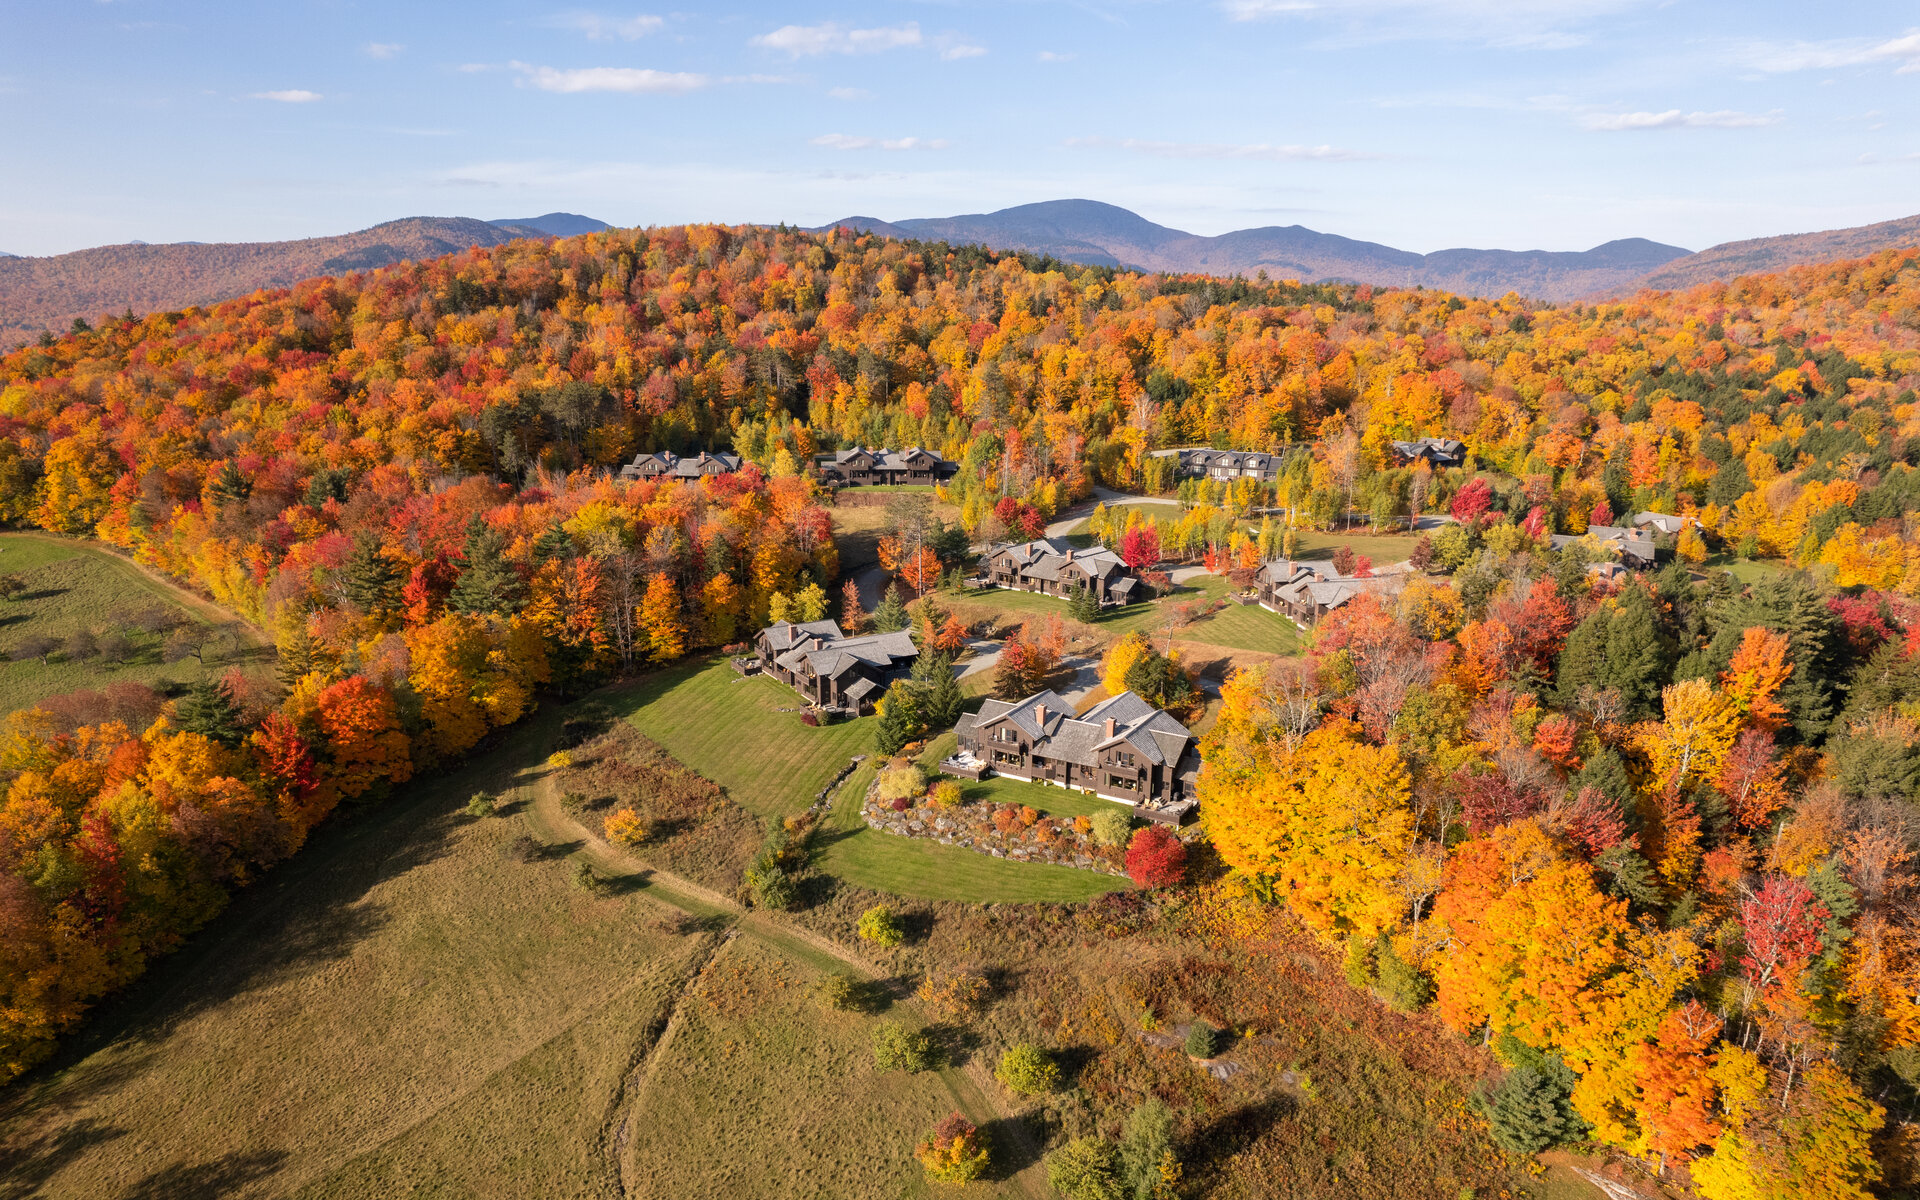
[{"xmin": 954, "ymin": 689, "xmax": 1199, "ymax": 816}]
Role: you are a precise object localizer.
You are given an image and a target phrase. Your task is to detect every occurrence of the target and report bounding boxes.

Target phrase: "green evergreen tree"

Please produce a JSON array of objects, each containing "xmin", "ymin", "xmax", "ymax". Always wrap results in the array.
[
  {"xmin": 448, "ymin": 517, "xmax": 528, "ymax": 616},
  {"xmin": 175, "ymin": 678, "xmax": 247, "ymax": 747},
  {"xmin": 916, "ymin": 653, "xmax": 965, "ymax": 730},
  {"xmin": 209, "ymin": 462, "xmax": 251, "ymax": 511},
  {"xmin": 872, "ymin": 583, "xmax": 910, "ymax": 633},
  {"xmin": 1600, "ymin": 587, "xmax": 1669, "ymax": 720},
  {"xmin": 1068, "ymin": 585, "xmax": 1100, "ymax": 623},
  {"xmin": 874, "ymin": 679, "xmax": 924, "ymax": 755},
  {"xmin": 1117, "ymin": 1100, "xmax": 1176, "ymax": 1200},
  {"xmin": 532, "ymin": 523, "xmax": 575, "ymax": 563},
  {"xmin": 276, "ymin": 619, "xmax": 316, "ymax": 689},
  {"xmin": 342, "ymin": 530, "xmax": 402, "ymax": 618}
]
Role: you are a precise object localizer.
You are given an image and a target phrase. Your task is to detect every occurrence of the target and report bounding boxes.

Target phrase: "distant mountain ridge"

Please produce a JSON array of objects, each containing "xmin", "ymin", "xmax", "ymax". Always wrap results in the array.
[
  {"xmin": 810, "ymin": 200, "xmax": 1693, "ymax": 302},
  {"xmin": 0, "ymin": 214, "xmax": 608, "ymax": 344},
  {"xmin": 1617, "ymin": 212, "xmax": 1920, "ymax": 294}
]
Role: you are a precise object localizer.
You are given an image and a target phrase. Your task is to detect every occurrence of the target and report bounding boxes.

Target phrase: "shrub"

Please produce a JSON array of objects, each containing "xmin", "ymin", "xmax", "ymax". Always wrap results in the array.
[
  {"xmin": 1184, "ymin": 1020, "xmax": 1221, "ymax": 1059},
  {"xmin": 604, "ymin": 807, "xmax": 647, "ymax": 847},
  {"xmin": 916, "ymin": 1112, "xmax": 988, "ymax": 1184},
  {"xmin": 873, "ymin": 1021, "xmax": 939, "ymax": 1072},
  {"xmin": 1374, "ymin": 935, "xmax": 1434, "ymax": 1012},
  {"xmin": 857, "ymin": 904, "xmax": 905, "ymax": 947},
  {"xmin": 570, "ymin": 860, "xmax": 603, "ymax": 893},
  {"xmin": 1089, "ymin": 808, "xmax": 1131, "ymax": 848},
  {"xmin": 1073, "ymin": 815, "xmax": 1092, "ymax": 835},
  {"xmin": 1018, "ymin": 805, "xmax": 1039, "ymax": 827},
  {"xmin": 814, "ymin": 971, "xmax": 860, "ymax": 1011},
  {"xmin": 994, "ymin": 1043, "xmax": 1059, "ymax": 1096},
  {"xmin": 890, "ymin": 796, "xmax": 910, "ymax": 812},
  {"xmin": 1119, "ymin": 1099, "xmax": 1179, "ymax": 1197},
  {"xmin": 1046, "ymin": 1136, "xmax": 1122, "ymax": 1200},
  {"xmin": 1480, "ymin": 1067, "xmax": 1581, "ymax": 1154},
  {"xmin": 916, "ymin": 966, "xmax": 990, "ymax": 1017},
  {"xmin": 547, "ymin": 749, "xmax": 575, "ymax": 769},
  {"xmin": 559, "ymin": 790, "xmax": 588, "ymax": 814},
  {"xmin": 877, "ymin": 765, "xmax": 928, "ymax": 802},
  {"xmin": 465, "ymin": 791, "xmax": 497, "ymax": 818},
  {"xmin": 928, "ymin": 780, "xmax": 963, "ymax": 809},
  {"xmin": 0, "ymin": 574, "xmax": 24, "ymax": 601},
  {"xmin": 799, "ymin": 709, "xmax": 820, "ymax": 727},
  {"xmin": 1126, "ymin": 826, "xmax": 1187, "ymax": 888}
]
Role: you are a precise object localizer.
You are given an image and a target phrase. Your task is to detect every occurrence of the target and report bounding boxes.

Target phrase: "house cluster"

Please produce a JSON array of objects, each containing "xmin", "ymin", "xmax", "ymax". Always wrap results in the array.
[
  {"xmin": 952, "ymin": 689, "xmax": 1199, "ymax": 818},
  {"xmin": 1255, "ymin": 558, "xmax": 1415, "ymax": 624},
  {"xmin": 1550, "ymin": 523, "xmax": 1659, "ymax": 569},
  {"xmin": 618, "ymin": 450, "xmax": 742, "ymax": 482},
  {"xmin": 1389, "ymin": 437, "xmax": 1468, "ymax": 468},
  {"xmin": 814, "ymin": 446, "xmax": 957, "ymax": 487},
  {"xmin": 1150, "ymin": 447, "xmax": 1283, "ymax": 483},
  {"xmin": 752, "ymin": 619, "xmax": 919, "ymax": 714},
  {"xmin": 978, "ymin": 538, "xmax": 1140, "ymax": 607}
]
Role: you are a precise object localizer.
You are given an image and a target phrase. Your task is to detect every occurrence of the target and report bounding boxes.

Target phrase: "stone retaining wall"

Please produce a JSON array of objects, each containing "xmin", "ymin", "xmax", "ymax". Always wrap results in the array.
[{"xmin": 861, "ymin": 779, "xmax": 1128, "ymax": 876}]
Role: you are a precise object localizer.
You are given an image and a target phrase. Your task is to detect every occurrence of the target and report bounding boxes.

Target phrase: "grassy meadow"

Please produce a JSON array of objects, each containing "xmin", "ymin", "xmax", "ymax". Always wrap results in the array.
[
  {"xmin": 609, "ymin": 657, "xmax": 877, "ymax": 819},
  {"xmin": 0, "ymin": 533, "xmax": 274, "ymax": 713}
]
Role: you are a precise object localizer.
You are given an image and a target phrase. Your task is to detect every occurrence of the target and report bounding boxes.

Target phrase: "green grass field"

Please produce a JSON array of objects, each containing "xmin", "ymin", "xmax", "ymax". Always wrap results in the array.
[
  {"xmin": 1285, "ymin": 527, "xmax": 1420, "ymax": 566},
  {"xmin": 607, "ymin": 657, "xmax": 878, "ymax": 819},
  {"xmin": 0, "ymin": 534, "xmax": 273, "ymax": 713},
  {"xmin": 1703, "ymin": 554, "xmax": 1794, "ymax": 585}
]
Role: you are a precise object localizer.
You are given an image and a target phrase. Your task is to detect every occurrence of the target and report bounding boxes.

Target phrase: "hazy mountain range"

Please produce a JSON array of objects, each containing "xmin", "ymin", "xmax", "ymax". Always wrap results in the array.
[
  {"xmin": 8, "ymin": 201, "xmax": 1920, "ymax": 346},
  {"xmin": 0, "ymin": 214, "xmax": 607, "ymax": 344},
  {"xmin": 812, "ymin": 199, "xmax": 1920, "ymax": 303}
]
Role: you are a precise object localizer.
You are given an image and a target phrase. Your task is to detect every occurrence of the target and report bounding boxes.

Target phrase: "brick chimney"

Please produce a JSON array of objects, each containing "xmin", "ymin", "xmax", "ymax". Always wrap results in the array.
[
  {"xmin": 1104, "ymin": 717, "xmax": 1116, "ymax": 738},
  {"xmin": 1034, "ymin": 702, "xmax": 1048, "ymax": 727}
]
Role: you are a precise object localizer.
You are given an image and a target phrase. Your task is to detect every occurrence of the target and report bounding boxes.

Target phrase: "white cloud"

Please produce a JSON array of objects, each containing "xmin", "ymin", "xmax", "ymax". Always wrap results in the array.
[
  {"xmin": 1222, "ymin": 0, "xmax": 1314, "ymax": 16},
  {"xmin": 754, "ymin": 22, "xmax": 923, "ymax": 57},
  {"xmin": 1584, "ymin": 109, "xmax": 1781, "ymax": 132},
  {"xmin": 1037, "ymin": 50, "xmax": 1077, "ymax": 62},
  {"xmin": 827, "ymin": 86, "xmax": 872, "ymax": 100},
  {"xmin": 811, "ymin": 134, "xmax": 950, "ymax": 151},
  {"xmin": 512, "ymin": 63, "xmax": 706, "ymax": 93},
  {"xmin": 1220, "ymin": 0, "xmax": 1643, "ymax": 48},
  {"xmin": 939, "ymin": 41, "xmax": 987, "ymax": 60},
  {"xmin": 253, "ymin": 89, "xmax": 322, "ymax": 103},
  {"xmin": 1071, "ymin": 136, "xmax": 1376, "ymax": 163},
  {"xmin": 547, "ymin": 12, "xmax": 664, "ymax": 41},
  {"xmin": 1735, "ymin": 30, "xmax": 1920, "ymax": 74},
  {"xmin": 364, "ymin": 42, "xmax": 403, "ymax": 59}
]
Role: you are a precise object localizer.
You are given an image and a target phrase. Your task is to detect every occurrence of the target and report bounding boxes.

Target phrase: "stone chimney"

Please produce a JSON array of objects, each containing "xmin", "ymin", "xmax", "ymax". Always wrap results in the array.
[
  {"xmin": 1104, "ymin": 717, "xmax": 1116, "ymax": 739},
  {"xmin": 1034, "ymin": 702, "xmax": 1048, "ymax": 727}
]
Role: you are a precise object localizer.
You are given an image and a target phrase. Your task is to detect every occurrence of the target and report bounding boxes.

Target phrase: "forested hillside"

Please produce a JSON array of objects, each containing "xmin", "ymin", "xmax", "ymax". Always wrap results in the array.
[{"xmin": 2, "ymin": 221, "xmax": 1919, "ymax": 1192}]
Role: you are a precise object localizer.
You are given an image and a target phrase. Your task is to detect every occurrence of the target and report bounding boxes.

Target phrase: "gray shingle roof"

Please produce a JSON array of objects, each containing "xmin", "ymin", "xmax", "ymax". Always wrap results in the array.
[{"xmin": 970, "ymin": 690, "xmax": 1196, "ymax": 772}]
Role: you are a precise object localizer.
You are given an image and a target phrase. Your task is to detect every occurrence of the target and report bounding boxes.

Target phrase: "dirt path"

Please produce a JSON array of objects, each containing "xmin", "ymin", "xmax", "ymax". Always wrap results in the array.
[{"xmin": 528, "ymin": 776, "xmax": 1052, "ymax": 1199}]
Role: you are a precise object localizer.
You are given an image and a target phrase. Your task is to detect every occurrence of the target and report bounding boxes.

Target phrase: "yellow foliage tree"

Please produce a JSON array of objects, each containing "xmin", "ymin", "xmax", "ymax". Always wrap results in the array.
[{"xmin": 1102, "ymin": 631, "xmax": 1151, "ymax": 697}]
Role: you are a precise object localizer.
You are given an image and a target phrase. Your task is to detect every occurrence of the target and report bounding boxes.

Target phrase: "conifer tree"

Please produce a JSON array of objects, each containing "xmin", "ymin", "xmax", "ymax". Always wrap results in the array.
[
  {"xmin": 1068, "ymin": 585, "xmax": 1100, "ymax": 623},
  {"xmin": 914, "ymin": 651, "xmax": 964, "ymax": 729},
  {"xmin": 448, "ymin": 517, "xmax": 528, "ymax": 615},
  {"xmin": 342, "ymin": 530, "xmax": 402, "ymax": 618},
  {"xmin": 532, "ymin": 523, "xmax": 575, "ymax": 563},
  {"xmin": 875, "ymin": 679, "xmax": 924, "ymax": 755},
  {"xmin": 873, "ymin": 583, "xmax": 909, "ymax": 633},
  {"xmin": 840, "ymin": 579, "xmax": 869, "ymax": 635},
  {"xmin": 176, "ymin": 677, "xmax": 247, "ymax": 747}
]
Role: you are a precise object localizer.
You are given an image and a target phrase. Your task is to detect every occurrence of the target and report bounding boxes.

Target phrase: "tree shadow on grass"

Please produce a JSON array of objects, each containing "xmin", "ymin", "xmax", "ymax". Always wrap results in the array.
[
  {"xmin": 115, "ymin": 1149, "xmax": 289, "ymax": 1199},
  {"xmin": 0, "ymin": 1116, "xmax": 130, "ymax": 1200},
  {"xmin": 978, "ymin": 1116, "xmax": 1042, "ymax": 1180},
  {"xmin": 1182, "ymin": 1097, "xmax": 1297, "ymax": 1180}
]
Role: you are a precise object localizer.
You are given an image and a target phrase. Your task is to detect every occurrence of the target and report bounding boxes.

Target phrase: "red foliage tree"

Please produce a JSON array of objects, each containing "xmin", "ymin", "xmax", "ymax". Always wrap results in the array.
[
  {"xmin": 1589, "ymin": 499, "xmax": 1614, "ymax": 527},
  {"xmin": 1126, "ymin": 825, "xmax": 1187, "ymax": 887},
  {"xmin": 1740, "ymin": 875, "xmax": 1827, "ymax": 996},
  {"xmin": 1449, "ymin": 478, "xmax": 1494, "ymax": 523},
  {"xmin": 1118, "ymin": 524, "xmax": 1161, "ymax": 571}
]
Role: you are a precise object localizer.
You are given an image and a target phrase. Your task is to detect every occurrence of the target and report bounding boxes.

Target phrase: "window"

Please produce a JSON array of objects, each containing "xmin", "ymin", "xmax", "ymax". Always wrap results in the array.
[
  {"xmin": 1106, "ymin": 774, "xmax": 1139, "ymax": 791},
  {"xmin": 993, "ymin": 750, "xmax": 1023, "ymax": 766}
]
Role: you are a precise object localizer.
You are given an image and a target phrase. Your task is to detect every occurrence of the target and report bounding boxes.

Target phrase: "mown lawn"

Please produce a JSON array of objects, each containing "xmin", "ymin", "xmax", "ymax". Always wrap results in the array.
[
  {"xmin": 0, "ymin": 533, "xmax": 274, "ymax": 713},
  {"xmin": 606, "ymin": 656, "xmax": 878, "ymax": 820},
  {"xmin": 0, "ymin": 705, "xmax": 706, "ymax": 1200},
  {"xmin": 1285, "ymin": 527, "xmax": 1420, "ymax": 565},
  {"xmin": 1704, "ymin": 554, "xmax": 1794, "ymax": 585},
  {"xmin": 815, "ymin": 752, "xmax": 1127, "ymax": 905}
]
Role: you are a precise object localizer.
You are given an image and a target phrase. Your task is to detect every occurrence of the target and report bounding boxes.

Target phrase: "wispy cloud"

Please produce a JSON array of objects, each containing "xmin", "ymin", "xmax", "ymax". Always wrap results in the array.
[
  {"xmin": 1733, "ymin": 30, "xmax": 1920, "ymax": 74},
  {"xmin": 812, "ymin": 134, "xmax": 949, "ymax": 151},
  {"xmin": 752, "ymin": 21, "xmax": 984, "ymax": 60},
  {"xmin": 1070, "ymin": 136, "xmax": 1376, "ymax": 163},
  {"xmin": 755, "ymin": 22, "xmax": 924, "ymax": 56},
  {"xmin": 364, "ymin": 42, "xmax": 403, "ymax": 59},
  {"xmin": 827, "ymin": 86, "xmax": 872, "ymax": 101},
  {"xmin": 1584, "ymin": 108, "xmax": 1781, "ymax": 131},
  {"xmin": 253, "ymin": 89, "xmax": 322, "ymax": 103},
  {"xmin": 546, "ymin": 12, "xmax": 664, "ymax": 41},
  {"xmin": 1857, "ymin": 150, "xmax": 1920, "ymax": 164},
  {"xmin": 1037, "ymin": 50, "xmax": 1077, "ymax": 62},
  {"xmin": 512, "ymin": 63, "xmax": 706, "ymax": 93}
]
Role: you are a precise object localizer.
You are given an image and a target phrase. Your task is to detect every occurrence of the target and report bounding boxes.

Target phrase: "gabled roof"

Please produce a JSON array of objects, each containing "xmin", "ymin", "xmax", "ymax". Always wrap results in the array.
[
  {"xmin": 759, "ymin": 619, "xmax": 844, "ymax": 652},
  {"xmin": 970, "ymin": 689, "xmax": 1197, "ymax": 771}
]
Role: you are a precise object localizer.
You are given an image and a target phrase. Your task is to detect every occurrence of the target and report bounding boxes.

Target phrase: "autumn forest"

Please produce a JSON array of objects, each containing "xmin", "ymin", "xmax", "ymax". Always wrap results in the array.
[{"xmin": 2, "ymin": 221, "xmax": 1920, "ymax": 1196}]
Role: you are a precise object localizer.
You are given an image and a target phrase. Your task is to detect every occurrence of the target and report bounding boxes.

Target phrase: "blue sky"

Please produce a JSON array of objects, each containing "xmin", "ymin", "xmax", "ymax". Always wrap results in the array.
[{"xmin": 3, "ymin": 1, "xmax": 1918, "ymax": 257}]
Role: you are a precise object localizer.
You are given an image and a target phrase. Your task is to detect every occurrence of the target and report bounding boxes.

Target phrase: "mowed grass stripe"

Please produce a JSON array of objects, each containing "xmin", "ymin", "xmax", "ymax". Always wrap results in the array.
[{"xmin": 609, "ymin": 657, "xmax": 877, "ymax": 820}]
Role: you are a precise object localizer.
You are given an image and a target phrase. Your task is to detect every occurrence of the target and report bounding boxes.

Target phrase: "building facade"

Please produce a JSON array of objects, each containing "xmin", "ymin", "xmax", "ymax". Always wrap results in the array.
[
  {"xmin": 980, "ymin": 538, "xmax": 1139, "ymax": 606},
  {"xmin": 1149, "ymin": 447, "xmax": 1283, "ymax": 483},
  {"xmin": 815, "ymin": 446, "xmax": 956, "ymax": 487},
  {"xmin": 1549, "ymin": 525, "xmax": 1658, "ymax": 569},
  {"xmin": 618, "ymin": 450, "xmax": 743, "ymax": 482},
  {"xmin": 1388, "ymin": 437, "xmax": 1467, "ymax": 468},
  {"xmin": 954, "ymin": 690, "xmax": 1199, "ymax": 811},
  {"xmin": 753, "ymin": 620, "xmax": 918, "ymax": 714},
  {"xmin": 1255, "ymin": 558, "xmax": 1413, "ymax": 624}
]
